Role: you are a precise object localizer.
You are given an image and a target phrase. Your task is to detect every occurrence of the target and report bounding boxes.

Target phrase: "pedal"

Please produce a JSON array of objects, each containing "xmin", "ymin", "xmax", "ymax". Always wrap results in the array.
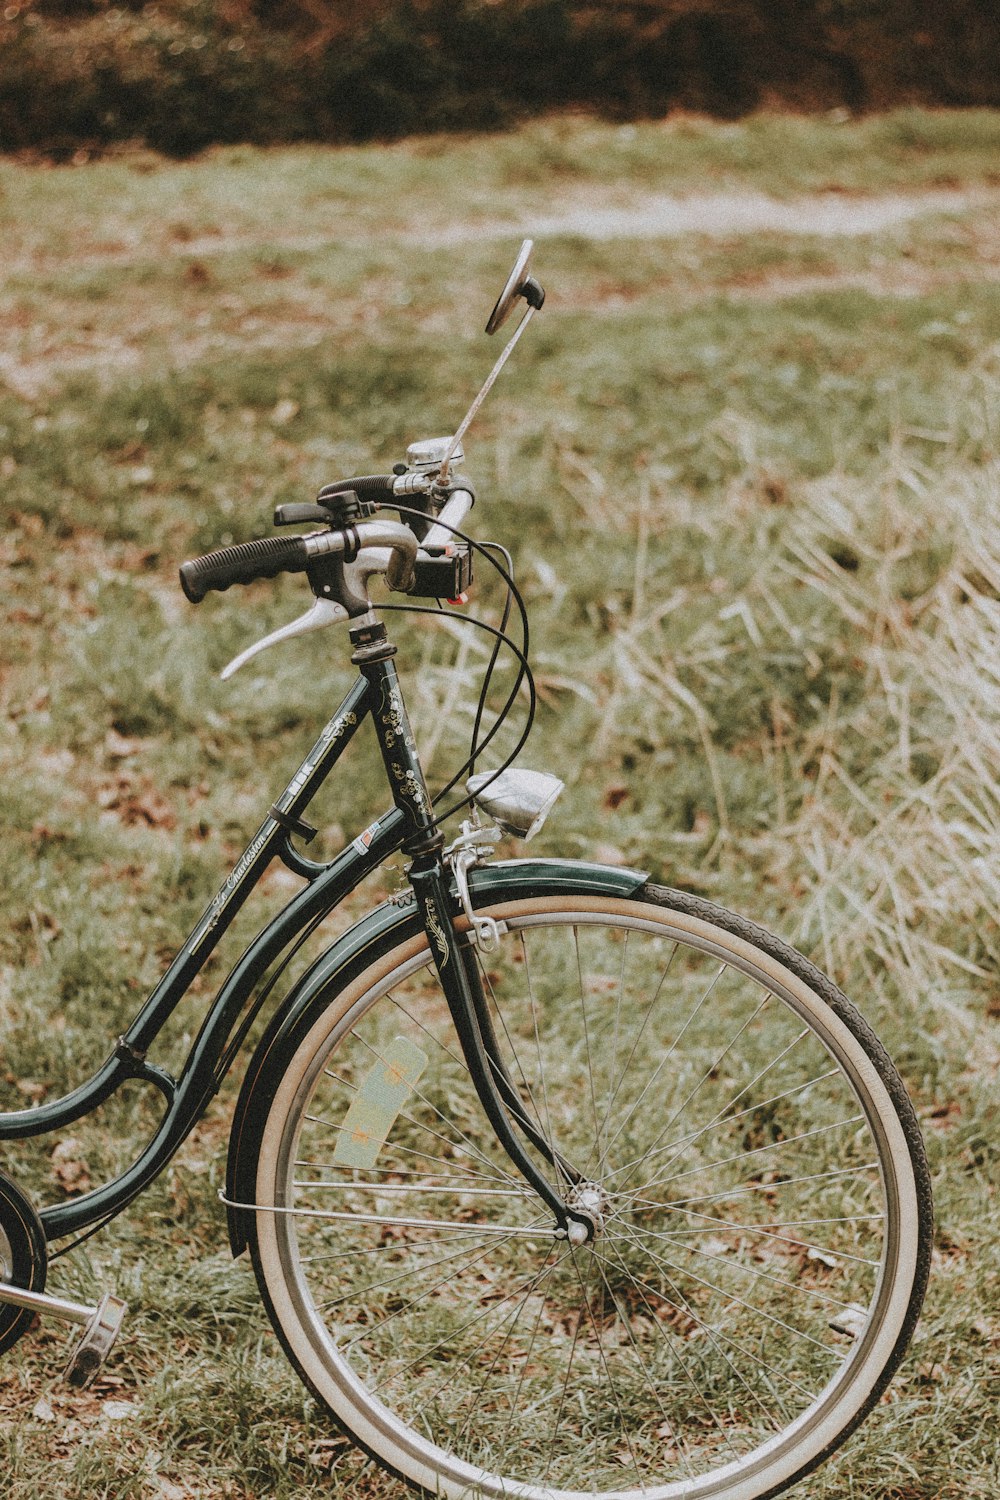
[{"xmin": 63, "ymin": 1293, "xmax": 128, "ymax": 1389}]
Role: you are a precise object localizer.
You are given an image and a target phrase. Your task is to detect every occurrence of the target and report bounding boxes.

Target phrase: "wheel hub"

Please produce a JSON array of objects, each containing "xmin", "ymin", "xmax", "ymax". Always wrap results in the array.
[{"xmin": 564, "ymin": 1180, "xmax": 611, "ymax": 1242}]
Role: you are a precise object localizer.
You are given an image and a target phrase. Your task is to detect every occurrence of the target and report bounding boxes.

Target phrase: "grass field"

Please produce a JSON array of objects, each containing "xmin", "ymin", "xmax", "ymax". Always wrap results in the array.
[{"xmin": 1, "ymin": 109, "xmax": 999, "ymax": 1498}]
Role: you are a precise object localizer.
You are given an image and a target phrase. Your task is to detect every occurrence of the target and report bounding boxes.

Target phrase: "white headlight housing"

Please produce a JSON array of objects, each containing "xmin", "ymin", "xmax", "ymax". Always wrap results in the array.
[{"xmin": 466, "ymin": 768, "xmax": 564, "ymax": 841}]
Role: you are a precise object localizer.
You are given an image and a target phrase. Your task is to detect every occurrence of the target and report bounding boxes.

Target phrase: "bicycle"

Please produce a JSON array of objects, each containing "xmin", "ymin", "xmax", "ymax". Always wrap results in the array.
[{"xmin": 0, "ymin": 242, "xmax": 932, "ymax": 1500}]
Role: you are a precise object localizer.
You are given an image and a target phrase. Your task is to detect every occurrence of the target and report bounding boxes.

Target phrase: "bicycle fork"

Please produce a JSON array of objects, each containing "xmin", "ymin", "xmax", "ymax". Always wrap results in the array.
[
  {"xmin": 406, "ymin": 857, "xmax": 594, "ymax": 1245},
  {"xmin": 354, "ymin": 617, "xmax": 595, "ymax": 1244}
]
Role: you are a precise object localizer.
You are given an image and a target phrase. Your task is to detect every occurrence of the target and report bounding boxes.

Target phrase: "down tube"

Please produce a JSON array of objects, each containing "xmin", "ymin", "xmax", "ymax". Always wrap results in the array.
[
  {"xmin": 37, "ymin": 805, "xmax": 407, "ymax": 1241},
  {"xmin": 0, "ymin": 677, "xmax": 373, "ymax": 1146}
]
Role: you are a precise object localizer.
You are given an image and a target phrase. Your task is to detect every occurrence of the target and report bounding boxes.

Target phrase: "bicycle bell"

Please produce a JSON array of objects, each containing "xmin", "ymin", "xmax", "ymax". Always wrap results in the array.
[{"xmin": 406, "ymin": 436, "xmax": 464, "ymax": 472}]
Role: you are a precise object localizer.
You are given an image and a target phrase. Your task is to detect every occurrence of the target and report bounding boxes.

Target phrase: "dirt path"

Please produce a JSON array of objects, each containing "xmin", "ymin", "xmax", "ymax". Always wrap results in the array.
[
  {"xmin": 431, "ymin": 184, "xmax": 996, "ymax": 246},
  {"xmin": 2, "ymin": 183, "xmax": 997, "ymax": 397},
  {"xmin": 5, "ymin": 184, "xmax": 996, "ymax": 276}
]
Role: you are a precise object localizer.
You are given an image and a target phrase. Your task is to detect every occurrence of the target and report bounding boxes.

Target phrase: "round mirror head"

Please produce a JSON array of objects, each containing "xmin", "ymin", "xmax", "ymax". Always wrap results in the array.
[{"xmin": 485, "ymin": 239, "xmax": 545, "ymax": 335}]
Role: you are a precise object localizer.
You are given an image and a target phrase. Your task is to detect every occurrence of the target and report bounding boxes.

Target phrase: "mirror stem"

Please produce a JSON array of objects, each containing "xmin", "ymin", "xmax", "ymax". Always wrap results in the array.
[{"xmin": 439, "ymin": 306, "xmax": 536, "ymax": 484}]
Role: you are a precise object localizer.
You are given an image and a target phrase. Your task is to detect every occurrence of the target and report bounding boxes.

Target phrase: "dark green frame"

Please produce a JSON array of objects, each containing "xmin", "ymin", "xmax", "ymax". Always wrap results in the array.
[
  {"xmin": 0, "ymin": 663, "xmax": 416, "ymax": 1242},
  {"xmin": 1, "ymin": 621, "xmax": 647, "ymax": 1250}
]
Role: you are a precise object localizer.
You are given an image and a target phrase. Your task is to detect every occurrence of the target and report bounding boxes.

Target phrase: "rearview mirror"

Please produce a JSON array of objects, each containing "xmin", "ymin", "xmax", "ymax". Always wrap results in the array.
[{"xmin": 485, "ymin": 239, "xmax": 546, "ymax": 335}]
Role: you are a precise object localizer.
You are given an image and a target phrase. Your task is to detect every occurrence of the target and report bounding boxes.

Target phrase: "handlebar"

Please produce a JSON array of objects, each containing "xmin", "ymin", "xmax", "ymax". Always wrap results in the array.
[
  {"xmin": 179, "ymin": 534, "xmax": 313, "ymax": 603},
  {"xmin": 179, "ymin": 521, "xmax": 420, "ymax": 606}
]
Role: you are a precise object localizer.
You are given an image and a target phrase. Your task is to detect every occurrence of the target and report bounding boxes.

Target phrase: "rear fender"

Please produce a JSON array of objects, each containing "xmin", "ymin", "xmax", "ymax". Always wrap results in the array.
[{"xmin": 224, "ymin": 858, "xmax": 647, "ymax": 1256}]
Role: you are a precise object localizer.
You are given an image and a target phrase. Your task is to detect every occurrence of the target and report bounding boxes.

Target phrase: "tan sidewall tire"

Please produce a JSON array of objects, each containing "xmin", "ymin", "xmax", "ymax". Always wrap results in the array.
[{"xmin": 251, "ymin": 890, "xmax": 930, "ymax": 1500}]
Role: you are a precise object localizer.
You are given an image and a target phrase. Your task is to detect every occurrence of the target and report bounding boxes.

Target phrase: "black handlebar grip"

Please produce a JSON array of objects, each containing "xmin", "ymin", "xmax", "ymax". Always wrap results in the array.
[
  {"xmin": 179, "ymin": 535, "xmax": 311, "ymax": 603},
  {"xmin": 318, "ymin": 474, "xmax": 396, "ymax": 502}
]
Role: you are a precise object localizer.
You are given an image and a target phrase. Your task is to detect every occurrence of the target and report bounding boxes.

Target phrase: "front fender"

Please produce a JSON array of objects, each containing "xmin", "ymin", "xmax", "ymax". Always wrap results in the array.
[{"xmin": 224, "ymin": 857, "xmax": 647, "ymax": 1256}]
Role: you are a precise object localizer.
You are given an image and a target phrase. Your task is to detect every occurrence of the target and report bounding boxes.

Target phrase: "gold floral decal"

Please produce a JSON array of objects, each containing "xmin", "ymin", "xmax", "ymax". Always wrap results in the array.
[
  {"xmin": 380, "ymin": 686, "xmax": 407, "ymax": 750},
  {"xmin": 423, "ymin": 896, "xmax": 450, "ymax": 968},
  {"xmin": 322, "ymin": 710, "xmax": 357, "ymax": 750},
  {"xmin": 392, "ymin": 763, "xmax": 429, "ymax": 816}
]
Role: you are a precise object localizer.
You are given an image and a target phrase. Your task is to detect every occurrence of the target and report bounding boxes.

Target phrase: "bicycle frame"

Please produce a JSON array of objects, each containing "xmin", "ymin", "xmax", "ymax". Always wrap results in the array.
[
  {"xmin": 0, "ymin": 645, "xmax": 420, "ymax": 1242},
  {"xmin": 2, "ymin": 611, "xmax": 593, "ymax": 1246}
]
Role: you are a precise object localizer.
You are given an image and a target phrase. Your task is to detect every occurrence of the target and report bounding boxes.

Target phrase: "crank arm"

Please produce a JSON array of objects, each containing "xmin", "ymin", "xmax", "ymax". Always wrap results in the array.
[{"xmin": 0, "ymin": 1278, "xmax": 98, "ymax": 1326}]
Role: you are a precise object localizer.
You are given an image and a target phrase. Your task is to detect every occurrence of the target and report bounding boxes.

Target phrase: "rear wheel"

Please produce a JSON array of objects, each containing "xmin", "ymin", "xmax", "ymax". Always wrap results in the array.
[
  {"xmin": 0, "ymin": 1170, "xmax": 47, "ymax": 1355},
  {"xmin": 248, "ymin": 882, "xmax": 931, "ymax": 1499}
]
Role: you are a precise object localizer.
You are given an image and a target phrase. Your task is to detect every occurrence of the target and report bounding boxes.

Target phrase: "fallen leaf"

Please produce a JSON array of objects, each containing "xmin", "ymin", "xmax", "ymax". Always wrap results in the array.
[
  {"xmin": 156, "ymin": 1483, "xmax": 192, "ymax": 1500},
  {"xmin": 829, "ymin": 1303, "xmax": 867, "ymax": 1339},
  {"xmin": 15, "ymin": 1077, "xmax": 47, "ymax": 1103},
  {"xmin": 806, "ymin": 1246, "xmax": 839, "ymax": 1269},
  {"xmin": 98, "ymin": 774, "xmax": 176, "ymax": 830},
  {"xmin": 51, "ymin": 1137, "xmax": 92, "ymax": 1195},
  {"xmin": 102, "ymin": 1399, "xmax": 139, "ymax": 1421}
]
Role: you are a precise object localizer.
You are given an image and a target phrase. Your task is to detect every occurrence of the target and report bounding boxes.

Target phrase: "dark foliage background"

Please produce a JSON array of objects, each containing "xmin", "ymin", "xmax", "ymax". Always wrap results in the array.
[{"xmin": 1, "ymin": 0, "xmax": 999, "ymax": 156}]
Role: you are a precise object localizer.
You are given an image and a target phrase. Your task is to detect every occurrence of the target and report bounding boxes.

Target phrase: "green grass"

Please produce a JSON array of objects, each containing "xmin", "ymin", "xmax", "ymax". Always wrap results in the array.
[{"xmin": 2, "ymin": 110, "xmax": 999, "ymax": 1497}]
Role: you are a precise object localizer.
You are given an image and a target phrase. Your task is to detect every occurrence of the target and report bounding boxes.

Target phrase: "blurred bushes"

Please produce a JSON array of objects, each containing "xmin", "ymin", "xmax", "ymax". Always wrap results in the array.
[
  {"xmin": 0, "ymin": 3, "xmax": 309, "ymax": 155},
  {"xmin": 1, "ymin": 0, "xmax": 999, "ymax": 157}
]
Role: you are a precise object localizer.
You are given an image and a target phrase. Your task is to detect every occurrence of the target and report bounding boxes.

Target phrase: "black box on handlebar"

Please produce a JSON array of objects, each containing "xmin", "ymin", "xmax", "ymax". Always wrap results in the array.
[{"xmin": 410, "ymin": 542, "xmax": 473, "ymax": 600}]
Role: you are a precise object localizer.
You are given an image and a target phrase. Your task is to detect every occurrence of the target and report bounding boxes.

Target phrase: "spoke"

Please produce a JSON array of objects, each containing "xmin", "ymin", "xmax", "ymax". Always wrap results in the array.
[
  {"xmin": 588, "ymin": 1244, "xmax": 704, "ymax": 1479},
  {"xmin": 590, "ymin": 939, "xmax": 680, "ymax": 1167},
  {"xmin": 352, "ymin": 1030, "xmax": 524, "ymax": 1186},
  {"xmin": 542, "ymin": 1255, "xmax": 589, "ymax": 1490},
  {"xmin": 299, "ymin": 1228, "xmax": 505, "ymax": 1266},
  {"xmin": 595, "ymin": 927, "xmax": 630, "ymax": 1175},
  {"xmin": 316, "ymin": 1233, "xmax": 527, "ymax": 1315},
  {"xmin": 241, "ymin": 1195, "xmax": 555, "ymax": 1236},
  {"xmin": 612, "ymin": 983, "xmax": 773, "ymax": 1190},
  {"xmin": 521, "ymin": 930, "xmax": 562, "ymax": 1180},
  {"xmin": 491, "ymin": 1258, "xmax": 562, "ymax": 1459},
  {"xmin": 350, "ymin": 1228, "xmax": 527, "ymax": 1361},
  {"xmin": 299, "ymin": 1122, "xmax": 515, "ymax": 1188},
  {"xmin": 303, "ymin": 1106, "xmax": 520, "ymax": 1189},
  {"xmin": 755, "ymin": 1213, "xmax": 887, "ymax": 1228},
  {"xmin": 633, "ymin": 1113, "xmax": 868, "ymax": 1197},
  {"xmin": 574, "ymin": 925, "xmax": 605, "ymax": 1166},
  {"xmin": 613, "ymin": 1220, "xmax": 840, "ymax": 1356},
  {"xmin": 589, "ymin": 1243, "xmax": 812, "ymax": 1412},
  {"xmin": 295, "ymin": 1161, "xmax": 516, "ymax": 1186},
  {"xmin": 616, "ymin": 1203, "xmax": 883, "ymax": 1269},
  {"xmin": 476, "ymin": 948, "xmax": 552, "ymax": 1156},
  {"xmin": 442, "ymin": 1251, "xmax": 564, "ymax": 1454},
  {"xmin": 594, "ymin": 1237, "xmax": 745, "ymax": 1465},
  {"xmin": 387, "ymin": 983, "xmax": 467, "ymax": 1072},
  {"xmin": 631, "ymin": 1034, "xmax": 824, "ymax": 1186},
  {"xmin": 624, "ymin": 1222, "xmax": 865, "ymax": 1313},
  {"xmin": 661, "ymin": 1161, "xmax": 882, "ymax": 1211},
  {"xmin": 566, "ymin": 1242, "xmax": 647, "ymax": 1486},
  {"xmin": 295, "ymin": 1179, "xmax": 533, "ymax": 1199},
  {"xmin": 370, "ymin": 1247, "xmax": 570, "ymax": 1395},
  {"xmin": 598, "ymin": 962, "xmax": 728, "ymax": 1175}
]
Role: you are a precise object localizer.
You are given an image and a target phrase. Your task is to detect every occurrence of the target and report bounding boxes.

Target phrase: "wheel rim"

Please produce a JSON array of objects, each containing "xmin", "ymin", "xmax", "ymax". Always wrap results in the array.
[
  {"xmin": 255, "ymin": 897, "xmax": 922, "ymax": 1500},
  {"xmin": 0, "ymin": 1224, "xmax": 14, "ymax": 1281},
  {"xmin": 0, "ymin": 1172, "xmax": 47, "ymax": 1355}
]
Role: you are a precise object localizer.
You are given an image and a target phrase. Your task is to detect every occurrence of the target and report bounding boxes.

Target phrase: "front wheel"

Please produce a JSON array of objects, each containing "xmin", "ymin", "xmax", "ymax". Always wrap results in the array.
[{"xmin": 248, "ymin": 879, "xmax": 931, "ymax": 1500}]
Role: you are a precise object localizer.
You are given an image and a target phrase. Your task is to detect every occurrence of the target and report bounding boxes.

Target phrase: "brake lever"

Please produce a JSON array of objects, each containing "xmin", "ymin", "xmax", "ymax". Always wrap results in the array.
[{"xmin": 220, "ymin": 597, "xmax": 348, "ymax": 680}]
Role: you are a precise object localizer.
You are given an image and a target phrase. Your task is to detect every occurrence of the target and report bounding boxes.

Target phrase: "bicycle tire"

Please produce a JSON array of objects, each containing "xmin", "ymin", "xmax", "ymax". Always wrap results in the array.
[
  {"xmin": 0, "ymin": 1170, "xmax": 47, "ymax": 1356},
  {"xmin": 247, "ymin": 878, "xmax": 931, "ymax": 1500}
]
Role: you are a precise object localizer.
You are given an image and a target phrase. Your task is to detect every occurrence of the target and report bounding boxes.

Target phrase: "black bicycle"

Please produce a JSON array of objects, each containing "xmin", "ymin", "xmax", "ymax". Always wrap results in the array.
[{"xmin": 0, "ymin": 244, "xmax": 932, "ymax": 1500}]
